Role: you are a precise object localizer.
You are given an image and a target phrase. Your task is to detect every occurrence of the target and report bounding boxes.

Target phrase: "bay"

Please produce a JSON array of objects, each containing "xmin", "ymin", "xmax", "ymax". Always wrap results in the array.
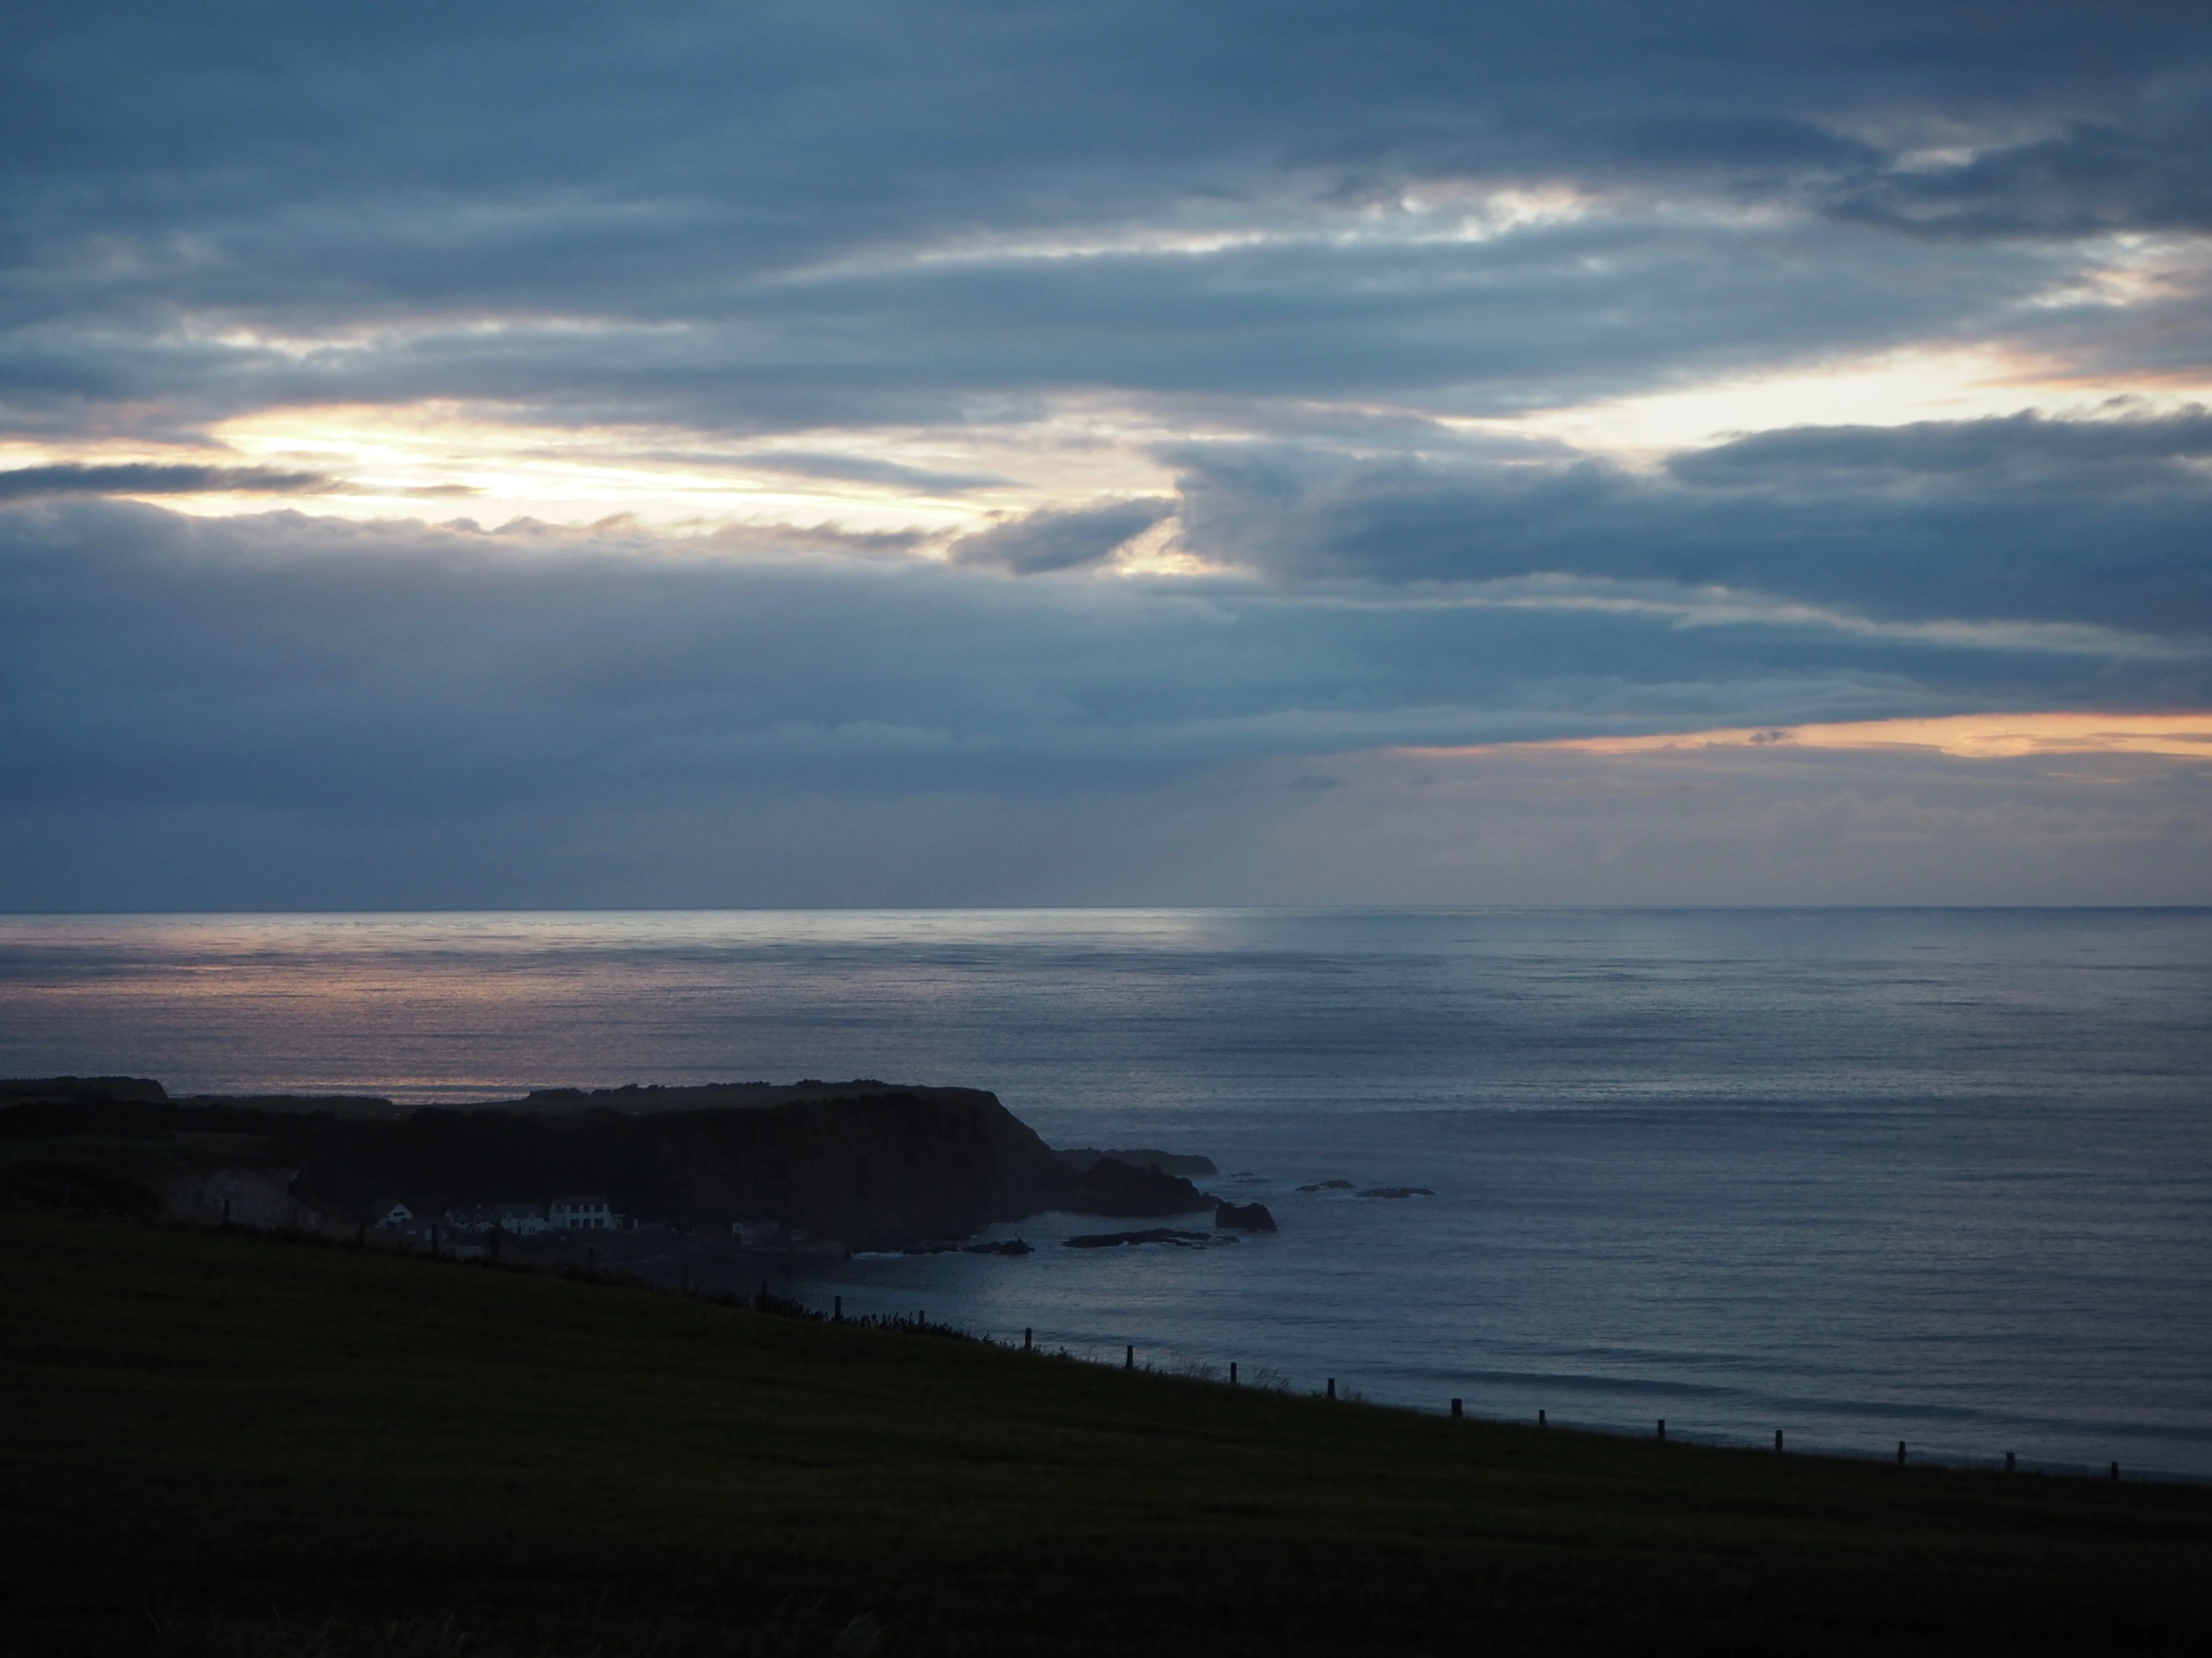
[{"xmin": 3, "ymin": 907, "xmax": 2208, "ymax": 1476}]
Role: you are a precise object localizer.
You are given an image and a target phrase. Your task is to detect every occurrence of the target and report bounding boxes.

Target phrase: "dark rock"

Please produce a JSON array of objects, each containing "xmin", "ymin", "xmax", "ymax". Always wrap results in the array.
[
  {"xmin": 1061, "ymin": 1156, "xmax": 1214, "ymax": 1217},
  {"xmin": 1062, "ymin": 1228, "xmax": 1213, "ymax": 1249},
  {"xmin": 1296, "ymin": 1180, "xmax": 1356, "ymax": 1192},
  {"xmin": 962, "ymin": 1238, "xmax": 1032, "ymax": 1255},
  {"xmin": 1358, "ymin": 1186, "xmax": 1436, "ymax": 1198},
  {"xmin": 1054, "ymin": 1146, "xmax": 1219, "ymax": 1177},
  {"xmin": 1214, "ymin": 1200, "xmax": 1277, "ymax": 1232}
]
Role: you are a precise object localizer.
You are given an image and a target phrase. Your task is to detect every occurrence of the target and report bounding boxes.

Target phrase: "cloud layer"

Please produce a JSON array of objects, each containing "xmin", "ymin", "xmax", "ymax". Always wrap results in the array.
[
  {"xmin": 3, "ymin": 3, "xmax": 2210, "ymax": 903},
  {"xmin": 3, "ymin": 494, "xmax": 2207, "ymax": 906}
]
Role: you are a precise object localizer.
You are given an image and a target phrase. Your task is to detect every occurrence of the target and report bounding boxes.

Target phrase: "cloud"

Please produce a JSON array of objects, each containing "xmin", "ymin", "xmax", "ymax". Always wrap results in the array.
[
  {"xmin": 1168, "ymin": 413, "xmax": 2212, "ymax": 637},
  {"xmin": 1667, "ymin": 410, "xmax": 2212, "ymax": 484},
  {"xmin": 948, "ymin": 498, "xmax": 1177, "ymax": 573},
  {"xmin": 2, "ymin": 6, "xmax": 2209, "ymax": 905},
  {"xmin": 1828, "ymin": 117, "xmax": 2212, "ymax": 238},
  {"xmin": 5, "ymin": 3, "xmax": 2208, "ymax": 444},
  {"xmin": 737, "ymin": 452, "xmax": 1013, "ymax": 494},
  {"xmin": 0, "ymin": 494, "xmax": 2203, "ymax": 906},
  {"xmin": 0, "ymin": 463, "xmax": 336, "ymax": 499}
]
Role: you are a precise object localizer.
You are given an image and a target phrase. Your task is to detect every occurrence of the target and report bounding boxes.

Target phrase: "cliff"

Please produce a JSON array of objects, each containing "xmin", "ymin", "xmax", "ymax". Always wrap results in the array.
[{"xmin": 0, "ymin": 1079, "xmax": 1150, "ymax": 1248}]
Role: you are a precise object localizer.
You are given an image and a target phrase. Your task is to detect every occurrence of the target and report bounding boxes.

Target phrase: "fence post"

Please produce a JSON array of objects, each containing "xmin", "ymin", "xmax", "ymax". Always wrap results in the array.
[
  {"xmin": 2005, "ymin": 1451, "xmax": 2016, "ymax": 1474},
  {"xmin": 1657, "ymin": 1419, "xmax": 1666, "ymax": 1443},
  {"xmin": 1023, "ymin": 1326, "xmax": 1032, "ymax": 1351},
  {"xmin": 1451, "ymin": 1398, "xmax": 1462, "ymax": 1419},
  {"xmin": 1229, "ymin": 1361, "xmax": 1237, "ymax": 1385},
  {"xmin": 1327, "ymin": 1378, "xmax": 1336, "ymax": 1401},
  {"xmin": 1897, "ymin": 1441, "xmax": 1907, "ymax": 1465},
  {"xmin": 1775, "ymin": 1430, "xmax": 1784, "ymax": 1452},
  {"xmin": 1125, "ymin": 1344, "xmax": 1134, "ymax": 1370},
  {"xmin": 835, "ymin": 1296, "xmax": 844, "ymax": 1323},
  {"xmin": 2111, "ymin": 1461, "xmax": 2120, "ymax": 1481}
]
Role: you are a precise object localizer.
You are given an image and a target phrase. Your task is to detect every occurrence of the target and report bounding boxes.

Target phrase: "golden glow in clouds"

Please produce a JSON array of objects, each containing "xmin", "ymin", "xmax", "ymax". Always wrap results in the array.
[{"xmin": 1421, "ymin": 713, "xmax": 2212, "ymax": 760}]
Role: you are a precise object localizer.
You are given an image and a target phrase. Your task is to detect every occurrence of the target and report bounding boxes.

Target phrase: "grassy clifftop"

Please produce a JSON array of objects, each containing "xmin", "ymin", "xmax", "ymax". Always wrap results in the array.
[{"xmin": 4, "ymin": 1209, "xmax": 2207, "ymax": 1656}]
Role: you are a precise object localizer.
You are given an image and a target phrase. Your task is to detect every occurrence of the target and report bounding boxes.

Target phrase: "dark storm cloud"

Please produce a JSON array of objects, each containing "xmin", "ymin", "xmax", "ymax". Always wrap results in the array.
[
  {"xmin": 0, "ymin": 494, "xmax": 2193, "ymax": 814},
  {"xmin": 3, "ymin": 210, "xmax": 2079, "ymax": 436},
  {"xmin": 0, "ymin": 497, "xmax": 2202, "ymax": 906},
  {"xmin": 949, "ymin": 499, "xmax": 1177, "ymax": 574},
  {"xmin": 1828, "ymin": 117, "xmax": 2212, "ymax": 239},
  {"xmin": 6, "ymin": 2, "xmax": 2210, "ymax": 437},
  {"xmin": 1668, "ymin": 410, "xmax": 2212, "ymax": 484},
  {"xmin": 0, "ymin": 463, "xmax": 335, "ymax": 499},
  {"xmin": 1170, "ymin": 412, "xmax": 2212, "ymax": 636}
]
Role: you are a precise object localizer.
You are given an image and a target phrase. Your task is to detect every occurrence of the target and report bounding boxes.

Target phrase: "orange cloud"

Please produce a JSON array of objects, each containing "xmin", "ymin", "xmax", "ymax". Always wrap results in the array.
[{"xmin": 1414, "ymin": 712, "xmax": 2212, "ymax": 761}]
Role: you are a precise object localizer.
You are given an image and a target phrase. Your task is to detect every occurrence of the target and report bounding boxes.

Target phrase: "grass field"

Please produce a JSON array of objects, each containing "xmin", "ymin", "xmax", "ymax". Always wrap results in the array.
[{"xmin": 4, "ymin": 1208, "xmax": 2208, "ymax": 1656}]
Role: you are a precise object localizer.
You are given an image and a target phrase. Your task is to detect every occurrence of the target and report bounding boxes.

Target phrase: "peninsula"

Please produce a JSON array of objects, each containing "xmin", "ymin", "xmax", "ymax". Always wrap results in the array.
[{"xmin": 0, "ymin": 1074, "xmax": 1222, "ymax": 1251}]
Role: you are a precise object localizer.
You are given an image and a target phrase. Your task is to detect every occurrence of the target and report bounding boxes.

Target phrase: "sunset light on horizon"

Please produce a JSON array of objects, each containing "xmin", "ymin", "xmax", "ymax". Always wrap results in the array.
[{"xmin": 1417, "ymin": 712, "xmax": 2212, "ymax": 763}]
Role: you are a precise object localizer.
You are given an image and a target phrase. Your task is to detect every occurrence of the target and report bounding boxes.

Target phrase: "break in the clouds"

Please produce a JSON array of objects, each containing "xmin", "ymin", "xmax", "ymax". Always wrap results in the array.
[{"xmin": 4, "ymin": 2, "xmax": 2210, "ymax": 904}]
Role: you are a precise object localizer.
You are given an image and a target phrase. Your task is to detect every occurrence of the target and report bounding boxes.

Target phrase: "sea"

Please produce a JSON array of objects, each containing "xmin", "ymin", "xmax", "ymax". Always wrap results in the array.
[{"xmin": 4, "ymin": 907, "xmax": 2209, "ymax": 1479}]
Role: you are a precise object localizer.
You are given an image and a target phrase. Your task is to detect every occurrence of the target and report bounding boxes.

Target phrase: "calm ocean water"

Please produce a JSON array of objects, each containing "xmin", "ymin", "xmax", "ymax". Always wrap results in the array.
[{"xmin": 4, "ymin": 907, "xmax": 2209, "ymax": 1476}]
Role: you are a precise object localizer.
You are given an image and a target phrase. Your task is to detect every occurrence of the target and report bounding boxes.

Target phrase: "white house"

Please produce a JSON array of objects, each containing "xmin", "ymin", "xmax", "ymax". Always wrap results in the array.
[
  {"xmin": 549, "ymin": 1196, "xmax": 614, "ymax": 1231},
  {"xmin": 379, "ymin": 1202, "xmax": 414, "ymax": 1228},
  {"xmin": 495, "ymin": 1202, "xmax": 549, "ymax": 1235}
]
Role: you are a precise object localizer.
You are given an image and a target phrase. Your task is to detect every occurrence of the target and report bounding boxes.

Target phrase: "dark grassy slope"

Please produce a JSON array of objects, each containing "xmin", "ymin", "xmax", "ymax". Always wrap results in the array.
[{"xmin": 3, "ymin": 1213, "xmax": 2207, "ymax": 1656}]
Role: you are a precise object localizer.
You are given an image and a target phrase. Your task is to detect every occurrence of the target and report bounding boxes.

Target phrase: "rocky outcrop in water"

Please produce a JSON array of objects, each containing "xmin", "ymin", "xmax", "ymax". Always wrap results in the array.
[
  {"xmin": 1060, "ymin": 1155, "xmax": 1214, "ymax": 1217},
  {"xmin": 1213, "ymin": 1200, "xmax": 1276, "ymax": 1232}
]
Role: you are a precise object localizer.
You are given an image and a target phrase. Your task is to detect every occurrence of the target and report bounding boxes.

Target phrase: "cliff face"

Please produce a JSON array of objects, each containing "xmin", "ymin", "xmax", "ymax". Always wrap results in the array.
[
  {"xmin": 619, "ymin": 1088, "xmax": 1068, "ymax": 1244},
  {"xmin": 1, "ymin": 1082, "xmax": 1077, "ymax": 1248}
]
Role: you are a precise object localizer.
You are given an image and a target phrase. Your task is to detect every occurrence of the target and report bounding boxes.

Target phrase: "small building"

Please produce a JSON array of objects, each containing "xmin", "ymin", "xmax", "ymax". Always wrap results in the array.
[
  {"xmin": 494, "ymin": 1202, "xmax": 549, "ymax": 1236},
  {"xmin": 378, "ymin": 1202, "xmax": 414, "ymax": 1228},
  {"xmin": 549, "ymin": 1195, "xmax": 614, "ymax": 1231}
]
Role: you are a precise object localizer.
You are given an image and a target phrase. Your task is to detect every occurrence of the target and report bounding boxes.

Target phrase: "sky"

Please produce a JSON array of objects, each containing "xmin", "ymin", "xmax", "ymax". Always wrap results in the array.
[{"xmin": 5, "ymin": 0, "xmax": 2211, "ymax": 907}]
